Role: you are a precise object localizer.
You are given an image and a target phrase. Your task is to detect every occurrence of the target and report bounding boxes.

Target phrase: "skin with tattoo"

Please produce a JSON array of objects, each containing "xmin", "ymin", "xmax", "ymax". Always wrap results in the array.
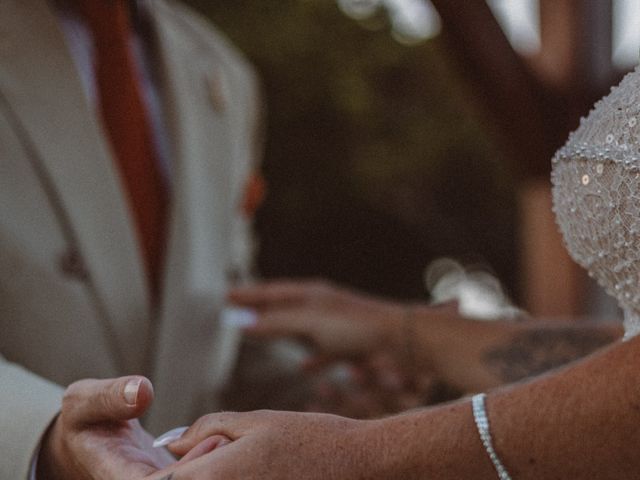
[
  {"xmin": 163, "ymin": 332, "xmax": 640, "ymax": 479},
  {"xmin": 483, "ymin": 327, "xmax": 618, "ymax": 383},
  {"xmin": 228, "ymin": 280, "xmax": 623, "ymax": 393},
  {"xmin": 128, "ymin": 281, "xmax": 632, "ymax": 479}
]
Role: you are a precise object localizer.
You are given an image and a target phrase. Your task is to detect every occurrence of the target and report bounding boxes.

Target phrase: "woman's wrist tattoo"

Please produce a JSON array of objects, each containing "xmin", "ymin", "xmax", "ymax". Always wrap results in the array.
[{"xmin": 483, "ymin": 327, "xmax": 617, "ymax": 382}]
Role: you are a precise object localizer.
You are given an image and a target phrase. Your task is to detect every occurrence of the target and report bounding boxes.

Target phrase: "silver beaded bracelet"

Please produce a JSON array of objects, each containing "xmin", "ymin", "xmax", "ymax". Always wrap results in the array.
[{"xmin": 471, "ymin": 393, "xmax": 513, "ymax": 480}]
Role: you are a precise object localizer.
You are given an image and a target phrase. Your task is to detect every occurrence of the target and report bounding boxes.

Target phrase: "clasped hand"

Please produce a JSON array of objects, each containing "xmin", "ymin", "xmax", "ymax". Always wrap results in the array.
[
  {"xmin": 36, "ymin": 280, "xmax": 413, "ymax": 479},
  {"xmin": 37, "ymin": 374, "xmax": 374, "ymax": 479},
  {"xmin": 37, "ymin": 376, "xmax": 230, "ymax": 480}
]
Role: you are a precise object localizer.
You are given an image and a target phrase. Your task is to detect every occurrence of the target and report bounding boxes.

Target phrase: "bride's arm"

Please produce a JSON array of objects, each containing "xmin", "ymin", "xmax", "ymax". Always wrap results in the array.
[
  {"xmin": 369, "ymin": 334, "xmax": 639, "ymax": 478},
  {"xmin": 164, "ymin": 335, "xmax": 639, "ymax": 479}
]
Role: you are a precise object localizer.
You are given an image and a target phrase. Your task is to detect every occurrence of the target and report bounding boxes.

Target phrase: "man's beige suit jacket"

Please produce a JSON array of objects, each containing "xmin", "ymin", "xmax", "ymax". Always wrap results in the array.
[{"xmin": 0, "ymin": 0, "xmax": 260, "ymax": 477}]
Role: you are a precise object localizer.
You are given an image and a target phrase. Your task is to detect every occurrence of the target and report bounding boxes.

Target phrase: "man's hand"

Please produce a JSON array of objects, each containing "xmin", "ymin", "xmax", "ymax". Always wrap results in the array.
[
  {"xmin": 37, "ymin": 376, "xmax": 175, "ymax": 479},
  {"xmin": 228, "ymin": 280, "xmax": 406, "ymax": 359},
  {"xmin": 158, "ymin": 410, "xmax": 374, "ymax": 480}
]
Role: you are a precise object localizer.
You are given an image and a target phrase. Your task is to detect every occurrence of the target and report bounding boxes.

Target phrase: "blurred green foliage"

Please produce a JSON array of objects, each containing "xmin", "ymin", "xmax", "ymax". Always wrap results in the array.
[{"xmin": 184, "ymin": 0, "xmax": 519, "ymax": 300}]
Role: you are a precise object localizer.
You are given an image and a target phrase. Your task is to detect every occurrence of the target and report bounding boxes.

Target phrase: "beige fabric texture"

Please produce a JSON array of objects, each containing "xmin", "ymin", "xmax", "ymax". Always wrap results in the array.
[{"xmin": 0, "ymin": 0, "xmax": 259, "ymax": 477}]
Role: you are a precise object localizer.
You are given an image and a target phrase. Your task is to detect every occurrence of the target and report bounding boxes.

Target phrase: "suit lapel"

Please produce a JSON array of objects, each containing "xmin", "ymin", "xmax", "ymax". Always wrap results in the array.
[
  {"xmin": 0, "ymin": 0, "xmax": 150, "ymax": 372},
  {"xmin": 145, "ymin": 1, "xmax": 242, "ymax": 432}
]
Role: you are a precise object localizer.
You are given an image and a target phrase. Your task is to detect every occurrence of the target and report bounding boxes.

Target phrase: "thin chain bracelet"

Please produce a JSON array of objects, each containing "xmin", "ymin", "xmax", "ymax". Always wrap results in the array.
[{"xmin": 472, "ymin": 393, "xmax": 513, "ymax": 480}]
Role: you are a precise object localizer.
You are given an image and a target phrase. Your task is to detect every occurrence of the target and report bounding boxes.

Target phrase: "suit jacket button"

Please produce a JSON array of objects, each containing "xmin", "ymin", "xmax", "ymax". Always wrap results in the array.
[{"xmin": 59, "ymin": 248, "xmax": 89, "ymax": 282}]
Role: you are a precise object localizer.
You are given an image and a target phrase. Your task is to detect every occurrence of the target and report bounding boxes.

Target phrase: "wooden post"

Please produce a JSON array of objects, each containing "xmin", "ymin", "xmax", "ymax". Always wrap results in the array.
[
  {"xmin": 429, "ymin": 0, "xmax": 554, "ymax": 179},
  {"xmin": 519, "ymin": 1, "xmax": 612, "ymax": 318},
  {"xmin": 430, "ymin": 0, "xmax": 614, "ymax": 317},
  {"xmin": 518, "ymin": 180, "xmax": 586, "ymax": 317}
]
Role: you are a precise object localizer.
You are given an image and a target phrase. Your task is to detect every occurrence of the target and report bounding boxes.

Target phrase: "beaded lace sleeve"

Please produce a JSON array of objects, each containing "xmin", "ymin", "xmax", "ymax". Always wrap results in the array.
[{"xmin": 552, "ymin": 65, "xmax": 640, "ymax": 338}]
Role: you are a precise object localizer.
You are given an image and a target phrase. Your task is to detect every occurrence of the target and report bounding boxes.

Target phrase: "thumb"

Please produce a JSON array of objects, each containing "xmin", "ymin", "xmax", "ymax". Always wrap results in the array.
[{"xmin": 63, "ymin": 376, "xmax": 154, "ymax": 427}]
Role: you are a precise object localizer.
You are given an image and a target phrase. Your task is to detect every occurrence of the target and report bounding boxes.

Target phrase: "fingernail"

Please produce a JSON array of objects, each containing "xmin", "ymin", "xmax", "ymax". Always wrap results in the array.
[
  {"xmin": 153, "ymin": 426, "xmax": 189, "ymax": 448},
  {"xmin": 124, "ymin": 379, "xmax": 142, "ymax": 406},
  {"xmin": 221, "ymin": 307, "xmax": 257, "ymax": 328}
]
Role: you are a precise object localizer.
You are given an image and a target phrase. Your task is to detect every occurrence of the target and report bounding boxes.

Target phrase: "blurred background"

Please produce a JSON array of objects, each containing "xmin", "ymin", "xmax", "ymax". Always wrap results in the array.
[{"xmin": 186, "ymin": 0, "xmax": 639, "ymax": 320}]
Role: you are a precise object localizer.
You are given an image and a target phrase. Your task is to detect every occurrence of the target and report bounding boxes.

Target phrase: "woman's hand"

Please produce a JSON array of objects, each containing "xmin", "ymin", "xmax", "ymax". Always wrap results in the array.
[
  {"xmin": 228, "ymin": 280, "xmax": 406, "ymax": 360},
  {"xmin": 156, "ymin": 410, "xmax": 374, "ymax": 480},
  {"xmin": 229, "ymin": 280, "xmax": 452, "ymax": 414}
]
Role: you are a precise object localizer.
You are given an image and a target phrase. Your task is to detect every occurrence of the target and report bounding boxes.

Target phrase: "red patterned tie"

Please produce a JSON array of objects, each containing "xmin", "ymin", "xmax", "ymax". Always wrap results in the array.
[{"xmin": 76, "ymin": 0, "xmax": 168, "ymax": 299}]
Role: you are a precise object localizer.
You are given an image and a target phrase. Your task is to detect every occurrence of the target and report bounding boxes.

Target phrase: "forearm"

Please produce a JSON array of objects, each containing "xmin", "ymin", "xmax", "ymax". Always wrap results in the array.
[
  {"xmin": 357, "ymin": 399, "xmax": 496, "ymax": 479},
  {"xmin": 489, "ymin": 335, "xmax": 638, "ymax": 478},
  {"xmin": 406, "ymin": 305, "xmax": 622, "ymax": 392},
  {"xmin": 366, "ymin": 335, "xmax": 639, "ymax": 479},
  {"xmin": 0, "ymin": 357, "xmax": 63, "ymax": 479}
]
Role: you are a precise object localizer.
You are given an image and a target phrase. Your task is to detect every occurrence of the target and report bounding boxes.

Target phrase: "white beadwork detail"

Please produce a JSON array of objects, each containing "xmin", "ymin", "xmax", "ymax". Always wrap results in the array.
[
  {"xmin": 552, "ymin": 65, "xmax": 640, "ymax": 339},
  {"xmin": 472, "ymin": 394, "xmax": 513, "ymax": 480}
]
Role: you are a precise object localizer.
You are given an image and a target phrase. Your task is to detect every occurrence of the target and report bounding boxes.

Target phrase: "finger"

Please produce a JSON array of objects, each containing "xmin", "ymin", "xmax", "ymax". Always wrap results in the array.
[
  {"xmin": 301, "ymin": 354, "xmax": 332, "ymax": 372},
  {"xmin": 63, "ymin": 376, "xmax": 153, "ymax": 427},
  {"xmin": 168, "ymin": 412, "xmax": 258, "ymax": 456},
  {"xmin": 314, "ymin": 379, "xmax": 339, "ymax": 400},
  {"xmin": 153, "ymin": 426, "xmax": 189, "ymax": 448},
  {"xmin": 145, "ymin": 441, "xmax": 237, "ymax": 480},
  {"xmin": 228, "ymin": 280, "xmax": 320, "ymax": 306},
  {"xmin": 177, "ymin": 435, "xmax": 231, "ymax": 464},
  {"xmin": 244, "ymin": 309, "xmax": 314, "ymax": 338}
]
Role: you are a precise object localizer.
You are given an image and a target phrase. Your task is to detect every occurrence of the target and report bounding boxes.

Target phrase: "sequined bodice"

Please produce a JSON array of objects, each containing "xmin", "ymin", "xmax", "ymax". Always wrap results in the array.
[{"xmin": 552, "ymin": 66, "xmax": 640, "ymax": 338}]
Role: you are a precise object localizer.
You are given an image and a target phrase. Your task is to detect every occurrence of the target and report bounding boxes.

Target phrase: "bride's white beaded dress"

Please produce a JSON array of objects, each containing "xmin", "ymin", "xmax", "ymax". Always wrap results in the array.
[{"xmin": 552, "ymin": 65, "xmax": 640, "ymax": 339}]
